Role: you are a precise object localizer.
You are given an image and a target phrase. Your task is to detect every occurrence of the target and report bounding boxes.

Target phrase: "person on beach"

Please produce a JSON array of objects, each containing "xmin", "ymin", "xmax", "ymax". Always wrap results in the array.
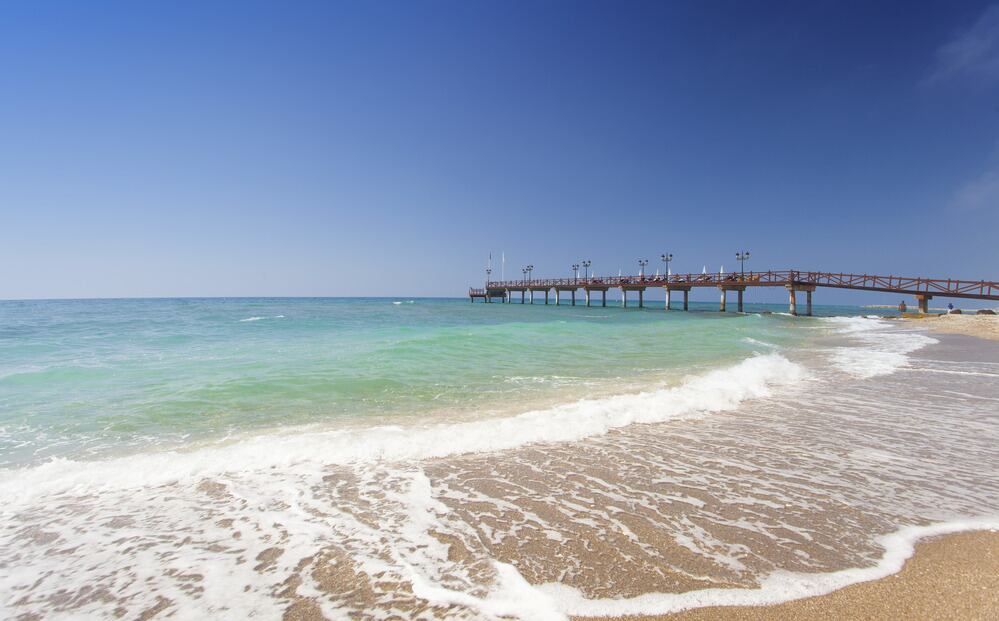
[
  {"xmin": 899, "ymin": 300, "xmax": 907, "ymax": 313},
  {"xmin": 948, "ymin": 303, "xmax": 954, "ymax": 312}
]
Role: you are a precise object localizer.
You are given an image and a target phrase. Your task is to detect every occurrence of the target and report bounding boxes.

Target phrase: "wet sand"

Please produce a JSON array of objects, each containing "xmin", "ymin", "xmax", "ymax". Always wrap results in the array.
[
  {"xmin": 8, "ymin": 324, "xmax": 999, "ymax": 619},
  {"xmin": 602, "ymin": 530, "xmax": 999, "ymax": 621},
  {"xmin": 902, "ymin": 313, "xmax": 999, "ymax": 341}
]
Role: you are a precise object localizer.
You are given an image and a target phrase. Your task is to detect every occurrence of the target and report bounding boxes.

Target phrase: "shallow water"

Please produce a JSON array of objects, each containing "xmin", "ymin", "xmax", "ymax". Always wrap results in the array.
[
  {"xmin": 0, "ymin": 298, "xmax": 811, "ymax": 468},
  {"xmin": 0, "ymin": 299, "xmax": 996, "ymax": 619}
]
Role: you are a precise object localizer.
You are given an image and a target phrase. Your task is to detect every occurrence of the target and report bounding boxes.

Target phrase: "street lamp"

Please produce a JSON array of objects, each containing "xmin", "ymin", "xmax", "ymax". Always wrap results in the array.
[
  {"xmin": 660, "ymin": 253, "xmax": 673, "ymax": 278},
  {"xmin": 736, "ymin": 251, "xmax": 750, "ymax": 279},
  {"xmin": 486, "ymin": 267, "xmax": 492, "ymax": 285},
  {"xmin": 526, "ymin": 264, "xmax": 534, "ymax": 283},
  {"xmin": 638, "ymin": 259, "xmax": 649, "ymax": 278},
  {"xmin": 522, "ymin": 267, "xmax": 528, "ymax": 285},
  {"xmin": 582, "ymin": 260, "xmax": 591, "ymax": 280},
  {"xmin": 571, "ymin": 263, "xmax": 579, "ymax": 283}
]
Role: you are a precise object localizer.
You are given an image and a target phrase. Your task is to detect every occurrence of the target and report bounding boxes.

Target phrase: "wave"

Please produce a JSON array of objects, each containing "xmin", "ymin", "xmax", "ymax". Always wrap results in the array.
[
  {"xmin": 821, "ymin": 316, "xmax": 937, "ymax": 379},
  {"xmin": 238, "ymin": 315, "xmax": 285, "ymax": 322},
  {"xmin": 539, "ymin": 519, "xmax": 999, "ymax": 616},
  {"xmin": 0, "ymin": 353, "xmax": 806, "ymax": 507}
]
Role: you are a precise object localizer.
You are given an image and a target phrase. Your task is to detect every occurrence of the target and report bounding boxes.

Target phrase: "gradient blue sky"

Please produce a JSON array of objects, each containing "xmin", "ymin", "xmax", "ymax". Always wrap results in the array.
[{"xmin": 1, "ymin": 1, "xmax": 997, "ymax": 303}]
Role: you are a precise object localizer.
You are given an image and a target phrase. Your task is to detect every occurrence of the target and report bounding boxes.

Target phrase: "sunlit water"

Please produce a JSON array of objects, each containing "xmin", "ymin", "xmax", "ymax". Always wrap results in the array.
[{"xmin": 1, "ymin": 298, "xmax": 996, "ymax": 619}]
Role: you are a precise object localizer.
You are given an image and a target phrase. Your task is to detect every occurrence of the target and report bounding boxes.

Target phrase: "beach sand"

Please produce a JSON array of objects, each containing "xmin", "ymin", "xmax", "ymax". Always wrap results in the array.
[
  {"xmin": 598, "ymin": 530, "xmax": 999, "ymax": 621},
  {"xmin": 901, "ymin": 313, "xmax": 999, "ymax": 341}
]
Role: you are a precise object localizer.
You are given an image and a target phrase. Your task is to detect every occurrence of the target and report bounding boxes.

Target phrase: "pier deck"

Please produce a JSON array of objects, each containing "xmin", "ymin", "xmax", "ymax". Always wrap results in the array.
[{"xmin": 470, "ymin": 270, "xmax": 999, "ymax": 315}]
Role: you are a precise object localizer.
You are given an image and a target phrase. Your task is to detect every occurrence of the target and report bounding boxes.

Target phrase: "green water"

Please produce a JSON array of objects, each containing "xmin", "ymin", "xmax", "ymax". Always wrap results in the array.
[{"xmin": 0, "ymin": 297, "xmax": 821, "ymax": 466}]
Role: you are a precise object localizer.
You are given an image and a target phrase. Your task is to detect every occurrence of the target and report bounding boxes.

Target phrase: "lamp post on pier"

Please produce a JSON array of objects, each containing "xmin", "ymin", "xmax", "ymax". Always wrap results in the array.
[
  {"xmin": 638, "ymin": 259, "xmax": 648, "ymax": 278},
  {"xmin": 572, "ymin": 264, "xmax": 579, "ymax": 283},
  {"xmin": 486, "ymin": 268, "xmax": 491, "ymax": 285},
  {"xmin": 522, "ymin": 268, "xmax": 528, "ymax": 285},
  {"xmin": 736, "ymin": 251, "xmax": 750, "ymax": 279},
  {"xmin": 660, "ymin": 253, "xmax": 673, "ymax": 279},
  {"xmin": 526, "ymin": 265, "xmax": 534, "ymax": 283},
  {"xmin": 582, "ymin": 260, "xmax": 591, "ymax": 281}
]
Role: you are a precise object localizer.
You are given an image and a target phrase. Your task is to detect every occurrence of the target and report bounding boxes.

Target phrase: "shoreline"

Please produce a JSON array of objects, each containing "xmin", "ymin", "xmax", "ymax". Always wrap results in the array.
[
  {"xmin": 596, "ymin": 529, "xmax": 999, "ymax": 621},
  {"xmin": 6, "ymin": 313, "xmax": 999, "ymax": 619},
  {"xmin": 896, "ymin": 313, "xmax": 999, "ymax": 341}
]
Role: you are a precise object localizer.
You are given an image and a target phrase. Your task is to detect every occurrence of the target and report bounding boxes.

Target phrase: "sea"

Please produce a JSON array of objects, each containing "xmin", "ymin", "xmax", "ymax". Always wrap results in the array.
[{"xmin": 1, "ymin": 297, "xmax": 997, "ymax": 619}]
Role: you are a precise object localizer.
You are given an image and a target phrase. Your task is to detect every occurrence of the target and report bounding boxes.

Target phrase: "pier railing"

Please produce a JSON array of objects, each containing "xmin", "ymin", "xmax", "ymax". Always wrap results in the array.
[{"xmin": 481, "ymin": 270, "xmax": 998, "ymax": 300}]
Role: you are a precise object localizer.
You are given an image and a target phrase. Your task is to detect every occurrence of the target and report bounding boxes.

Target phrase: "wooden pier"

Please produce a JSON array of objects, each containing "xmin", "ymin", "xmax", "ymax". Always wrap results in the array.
[{"xmin": 470, "ymin": 270, "xmax": 999, "ymax": 315}]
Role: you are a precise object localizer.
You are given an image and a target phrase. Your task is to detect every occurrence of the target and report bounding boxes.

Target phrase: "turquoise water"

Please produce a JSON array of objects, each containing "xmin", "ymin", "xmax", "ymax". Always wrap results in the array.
[
  {"xmin": 4, "ymin": 297, "xmax": 999, "ymax": 620},
  {"xmin": 0, "ymin": 297, "xmax": 851, "ymax": 467}
]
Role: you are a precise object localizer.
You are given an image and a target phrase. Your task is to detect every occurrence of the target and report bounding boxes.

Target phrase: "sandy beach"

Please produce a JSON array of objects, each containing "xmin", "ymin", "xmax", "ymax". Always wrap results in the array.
[
  {"xmin": 5, "ymin": 310, "xmax": 999, "ymax": 619},
  {"xmin": 602, "ymin": 530, "xmax": 999, "ymax": 621},
  {"xmin": 900, "ymin": 313, "xmax": 999, "ymax": 341}
]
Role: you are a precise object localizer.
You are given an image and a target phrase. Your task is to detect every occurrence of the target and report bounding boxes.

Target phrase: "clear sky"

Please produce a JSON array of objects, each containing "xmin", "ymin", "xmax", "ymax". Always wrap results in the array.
[{"xmin": 1, "ymin": 1, "xmax": 997, "ymax": 303}]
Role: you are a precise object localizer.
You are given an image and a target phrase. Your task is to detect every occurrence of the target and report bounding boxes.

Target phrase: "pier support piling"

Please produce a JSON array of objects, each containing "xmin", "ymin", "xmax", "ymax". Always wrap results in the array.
[
  {"xmin": 668, "ymin": 287, "xmax": 691, "ymax": 311},
  {"xmin": 719, "ymin": 286, "xmax": 745, "ymax": 313},
  {"xmin": 585, "ymin": 289, "xmax": 591, "ymax": 307},
  {"xmin": 555, "ymin": 290, "xmax": 560, "ymax": 306},
  {"xmin": 602, "ymin": 290, "xmax": 607, "ymax": 307},
  {"xmin": 738, "ymin": 289, "xmax": 744, "ymax": 313},
  {"xmin": 620, "ymin": 287, "xmax": 645, "ymax": 309},
  {"xmin": 785, "ymin": 285, "xmax": 814, "ymax": 316},
  {"xmin": 571, "ymin": 290, "xmax": 576, "ymax": 306},
  {"xmin": 916, "ymin": 294, "xmax": 931, "ymax": 314}
]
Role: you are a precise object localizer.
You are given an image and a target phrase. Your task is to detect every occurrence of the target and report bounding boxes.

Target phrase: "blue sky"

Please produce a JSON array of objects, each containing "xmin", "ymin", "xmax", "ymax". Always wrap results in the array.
[{"xmin": 1, "ymin": 1, "xmax": 997, "ymax": 303}]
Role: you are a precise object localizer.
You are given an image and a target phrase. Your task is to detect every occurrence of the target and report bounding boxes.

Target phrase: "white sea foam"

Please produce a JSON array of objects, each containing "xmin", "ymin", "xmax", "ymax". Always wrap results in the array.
[
  {"xmin": 540, "ymin": 519, "xmax": 999, "ymax": 616},
  {"xmin": 410, "ymin": 560, "xmax": 565, "ymax": 621},
  {"xmin": 3, "ymin": 330, "xmax": 997, "ymax": 620},
  {"xmin": 0, "ymin": 353, "xmax": 806, "ymax": 507},
  {"xmin": 822, "ymin": 316, "xmax": 937, "ymax": 379},
  {"xmin": 238, "ymin": 315, "xmax": 284, "ymax": 322}
]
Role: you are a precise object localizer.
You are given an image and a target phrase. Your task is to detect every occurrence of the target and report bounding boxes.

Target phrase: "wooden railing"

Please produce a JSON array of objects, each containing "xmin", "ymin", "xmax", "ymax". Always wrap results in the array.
[{"xmin": 478, "ymin": 270, "xmax": 999, "ymax": 300}]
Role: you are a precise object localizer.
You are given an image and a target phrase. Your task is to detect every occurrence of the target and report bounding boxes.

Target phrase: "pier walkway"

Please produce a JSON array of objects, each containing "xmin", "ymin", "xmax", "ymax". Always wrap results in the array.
[{"xmin": 469, "ymin": 270, "xmax": 999, "ymax": 315}]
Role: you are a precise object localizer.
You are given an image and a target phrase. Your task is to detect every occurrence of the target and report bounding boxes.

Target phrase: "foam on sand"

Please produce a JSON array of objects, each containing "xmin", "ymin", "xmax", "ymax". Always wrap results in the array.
[
  {"xmin": 3, "ymin": 329, "xmax": 998, "ymax": 620},
  {"xmin": 541, "ymin": 519, "xmax": 999, "ymax": 617}
]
